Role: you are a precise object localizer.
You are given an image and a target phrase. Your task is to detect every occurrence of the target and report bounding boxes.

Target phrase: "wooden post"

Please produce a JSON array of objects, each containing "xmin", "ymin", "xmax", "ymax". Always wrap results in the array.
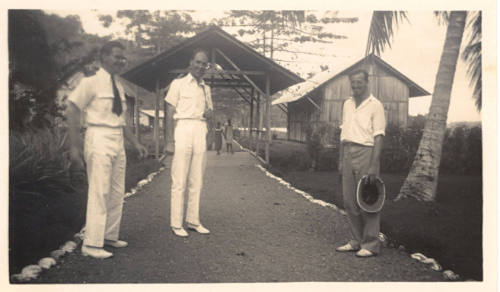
[
  {"xmin": 250, "ymin": 89, "xmax": 254, "ymax": 142},
  {"xmin": 163, "ymin": 99, "xmax": 167, "ymax": 151},
  {"xmin": 287, "ymin": 103, "xmax": 290, "ymax": 141},
  {"xmin": 154, "ymin": 79, "xmax": 160, "ymax": 159},
  {"xmin": 256, "ymin": 92, "xmax": 261, "ymax": 155},
  {"xmin": 265, "ymin": 72, "xmax": 271, "ymax": 164},
  {"xmin": 134, "ymin": 85, "xmax": 140, "ymax": 141}
]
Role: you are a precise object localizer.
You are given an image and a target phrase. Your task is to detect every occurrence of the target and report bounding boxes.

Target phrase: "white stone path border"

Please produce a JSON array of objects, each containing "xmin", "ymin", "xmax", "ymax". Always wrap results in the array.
[
  {"xmin": 11, "ymin": 163, "xmax": 168, "ymax": 283},
  {"xmin": 234, "ymin": 139, "xmax": 462, "ymax": 281},
  {"xmin": 12, "ymin": 142, "xmax": 465, "ymax": 282}
]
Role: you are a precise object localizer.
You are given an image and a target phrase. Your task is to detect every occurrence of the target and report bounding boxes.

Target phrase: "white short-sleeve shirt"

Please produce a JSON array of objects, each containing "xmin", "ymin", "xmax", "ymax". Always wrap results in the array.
[
  {"xmin": 340, "ymin": 95, "xmax": 386, "ymax": 146},
  {"xmin": 67, "ymin": 68, "xmax": 127, "ymax": 128},
  {"xmin": 164, "ymin": 73, "xmax": 213, "ymax": 120}
]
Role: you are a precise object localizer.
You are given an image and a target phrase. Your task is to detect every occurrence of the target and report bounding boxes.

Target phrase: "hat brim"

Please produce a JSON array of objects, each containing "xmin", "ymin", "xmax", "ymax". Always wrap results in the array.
[{"xmin": 356, "ymin": 176, "xmax": 386, "ymax": 213}]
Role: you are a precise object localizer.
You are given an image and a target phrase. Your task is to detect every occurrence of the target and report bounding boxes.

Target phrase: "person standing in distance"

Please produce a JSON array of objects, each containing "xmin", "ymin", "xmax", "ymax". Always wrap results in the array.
[
  {"xmin": 67, "ymin": 41, "xmax": 148, "ymax": 259},
  {"xmin": 224, "ymin": 118, "xmax": 234, "ymax": 154},
  {"xmin": 335, "ymin": 69, "xmax": 386, "ymax": 258},
  {"xmin": 165, "ymin": 49, "xmax": 214, "ymax": 237}
]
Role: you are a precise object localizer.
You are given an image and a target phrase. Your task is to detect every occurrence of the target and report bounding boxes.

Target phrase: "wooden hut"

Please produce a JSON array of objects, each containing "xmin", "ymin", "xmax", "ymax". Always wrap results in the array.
[{"xmin": 272, "ymin": 54, "xmax": 430, "ymax": 143}]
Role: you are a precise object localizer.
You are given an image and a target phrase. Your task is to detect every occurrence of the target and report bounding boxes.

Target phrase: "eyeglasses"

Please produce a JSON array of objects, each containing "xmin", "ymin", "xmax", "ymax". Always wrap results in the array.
[
  {"xmin": 116, "ymin": 56, "xmax": 128, "ymax": 64},
  {"xmin": 194, "ymin": 60, "xmax": 210, "ymax": 69}
]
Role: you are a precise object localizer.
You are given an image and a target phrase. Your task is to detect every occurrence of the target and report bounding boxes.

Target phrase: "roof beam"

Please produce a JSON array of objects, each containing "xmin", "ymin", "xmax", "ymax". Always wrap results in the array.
[
  {"xmin": 307, "ymin": 96, "xmax": 321, "ymax": 110},
  {"xmin": 168, "ymin": 69, "xmax": 265, "ymax": 75},
  {"xmin": 276, "ymin": 103, "xmax": 288, "ymax": 114},
  {"xmin": 215, "ymin": 48, "xmax": 266, "ymax": 97},
  {"xmin": 231, "ymin": 86, "xmax": 252, "ymax": 105}
]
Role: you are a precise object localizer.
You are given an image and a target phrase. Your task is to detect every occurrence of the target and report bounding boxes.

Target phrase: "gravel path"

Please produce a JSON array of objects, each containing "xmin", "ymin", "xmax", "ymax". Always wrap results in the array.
[{"xmin": 35, "ymin": 147, "xmax": 443, "ymax": 283}]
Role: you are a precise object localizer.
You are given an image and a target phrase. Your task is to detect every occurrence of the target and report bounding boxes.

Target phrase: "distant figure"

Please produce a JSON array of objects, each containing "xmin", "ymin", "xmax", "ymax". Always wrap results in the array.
[
  {"xmin": 214, "ymin": 122, "xmax": 223, "ymax": 155},
  {"xmin": 224, "ymin": 119, "xmax": 234, "ymax": 154}
]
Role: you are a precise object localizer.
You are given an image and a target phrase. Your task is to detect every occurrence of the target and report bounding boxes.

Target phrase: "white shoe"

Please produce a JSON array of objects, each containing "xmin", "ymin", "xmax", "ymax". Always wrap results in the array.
[
  {"xmin": 104, "ymin": 240, "xmax": 128, "ymax": 248},
  {"xmin": 335, "ymin": 243, "xmax": 360, "ymax": 252},
  {"xmin": 171, "ymin": 227, "xmax": 189, "ymax": 237},
  {"xmin": 81, "ymin": 245, "xmax": 113, "ymax": 259},
  {"xmin": 355, "ymin": 249, "xmax": 376, "ymax": 258},
  {"xmin": 187, "ymin": 224, "xmax": 210, "ymax": 234}
]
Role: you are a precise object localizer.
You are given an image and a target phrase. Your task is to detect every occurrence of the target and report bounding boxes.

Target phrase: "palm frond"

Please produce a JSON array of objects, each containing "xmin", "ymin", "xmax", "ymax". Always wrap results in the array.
[
  {"xmin": 434, "ymin": 11, "xmax": 450, "ymax": 25},
  {"xmin": 462, "ymin": 11, "xmax": 482, "ymax": 111},
  {"xmin": 366, "ymin": 11, "xmax": 408, "ymax": 56}
]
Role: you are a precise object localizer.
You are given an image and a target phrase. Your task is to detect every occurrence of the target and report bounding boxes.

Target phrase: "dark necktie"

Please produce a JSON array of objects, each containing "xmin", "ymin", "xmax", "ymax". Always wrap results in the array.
[{"xmin": 111, "ymin": 74, "xmax": 122, "ymax": 116}]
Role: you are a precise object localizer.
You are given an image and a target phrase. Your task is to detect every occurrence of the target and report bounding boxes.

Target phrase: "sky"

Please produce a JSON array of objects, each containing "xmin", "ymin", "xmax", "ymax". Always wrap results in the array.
[{"xmin": 47, "ymin": 9, "xmax": 482, "ymax": 123}]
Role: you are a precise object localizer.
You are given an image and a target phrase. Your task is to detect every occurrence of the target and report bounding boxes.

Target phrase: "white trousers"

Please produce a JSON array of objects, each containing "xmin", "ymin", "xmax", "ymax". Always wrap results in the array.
[
  {"xmin": 83, "ymin": 126, "xmax": 126, "ymax": 247},
  {"xmin": 170, "ymin": 120, "xmax": 207, "ymax": 228}
]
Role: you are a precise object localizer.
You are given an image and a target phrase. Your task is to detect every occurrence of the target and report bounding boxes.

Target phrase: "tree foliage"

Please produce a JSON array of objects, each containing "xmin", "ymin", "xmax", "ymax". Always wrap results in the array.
[
  {"xmin": 9, "ymin": 10, "xmax": 110, "ymax": 131},
  {"xmin": 99, "ymin": 10, "xmax": 207, "ymax": 57},
  {"xmin": 221, "ymin": 11, "xmax": 358, "ymax": 60}
]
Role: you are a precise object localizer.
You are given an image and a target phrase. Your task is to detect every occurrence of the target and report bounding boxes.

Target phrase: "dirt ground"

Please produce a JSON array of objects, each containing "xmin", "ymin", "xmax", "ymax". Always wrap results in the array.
[{"xmin": 31, "ymin": 148, "xmax": 444, "ymax": 283}]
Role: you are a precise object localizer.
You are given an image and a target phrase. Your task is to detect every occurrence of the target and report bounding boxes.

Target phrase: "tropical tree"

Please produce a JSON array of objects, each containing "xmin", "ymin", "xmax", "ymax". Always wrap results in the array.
[
  {"xmin": 366, "ymin": 11, "xmax": 481, "ymax": 201},
  {"xmin": 98, "ymin": 10, "xmax": 206, "ymax": 57},
  {"xmin": 222, "ymin": 11, "xmax": 358, "ymax": 61}
]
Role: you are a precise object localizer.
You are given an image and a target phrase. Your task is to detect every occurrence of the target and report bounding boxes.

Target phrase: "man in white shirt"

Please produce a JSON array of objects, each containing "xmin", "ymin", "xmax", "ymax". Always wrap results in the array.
[
  {"xmin": 165, "ymin": 49, "xmax": 213, "ymax": 237},
  {"xmin": 335, "ymin": 69, "xmax": 386, "ymax": 258},
  {"xmin": 66, "ymin": 41, "xmax": 148, "ymax": 259}
]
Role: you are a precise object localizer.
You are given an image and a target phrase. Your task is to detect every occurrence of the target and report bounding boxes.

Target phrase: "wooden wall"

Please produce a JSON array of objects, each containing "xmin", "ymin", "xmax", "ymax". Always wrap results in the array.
[{"xmin": 288, "ymin": 61, "xmax": 410, "ymax": 142}]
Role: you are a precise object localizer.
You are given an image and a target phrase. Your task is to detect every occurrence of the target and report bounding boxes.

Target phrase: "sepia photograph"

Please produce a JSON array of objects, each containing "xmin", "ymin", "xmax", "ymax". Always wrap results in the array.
[{"xmin": 3, "ymin": 0, "xmax": 497, "ymax": 290}]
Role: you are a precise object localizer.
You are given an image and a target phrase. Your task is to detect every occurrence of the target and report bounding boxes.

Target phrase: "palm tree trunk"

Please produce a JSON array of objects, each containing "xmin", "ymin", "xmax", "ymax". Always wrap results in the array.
[{"xmin": 397, "ymin": 11, "xmax": 467, "ymax": 201}]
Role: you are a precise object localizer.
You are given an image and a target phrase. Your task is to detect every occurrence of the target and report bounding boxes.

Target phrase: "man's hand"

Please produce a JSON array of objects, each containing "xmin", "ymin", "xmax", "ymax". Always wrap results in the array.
[
  {"xmin": 203, "ymin": 108, "xmax": 214, "ymax": 120},
  {"xmin": 367, "ymin": 165, "xmax": 378, "ymax": 185},
  {"xmin": 135, "ymin": 143, "xmax": 148, "ymax": 159},
  {"xmin": 70, "ymin": 146, "xmax": 85, "ymax": 169}
]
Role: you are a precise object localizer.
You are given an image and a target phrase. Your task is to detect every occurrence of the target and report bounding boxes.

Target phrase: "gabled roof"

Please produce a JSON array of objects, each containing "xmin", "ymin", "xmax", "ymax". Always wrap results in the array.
[
  {"xmin": 122, "ymin": 25, "xmax": 303, "ymax": 95},
  {"xmin": 272, "ymin": 54, "xmax": 430, "ymax": 105}
]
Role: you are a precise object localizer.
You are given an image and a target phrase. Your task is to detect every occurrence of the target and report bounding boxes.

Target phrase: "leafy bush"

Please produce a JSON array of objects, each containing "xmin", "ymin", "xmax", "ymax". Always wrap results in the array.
[
  {"xmin": 10, "ymin": 127, "xmax": 87, "ymax": 274},
  {"xmin": 441, "ymin": 126, "xmax": 482, "ymax": 175},
  {"xmin": 380, "ymin": 124, "xmax": 423, "ymax": 173},
  {"xmin": 233, "ymin": 128, "xmax": 241, "ymax": 139}
]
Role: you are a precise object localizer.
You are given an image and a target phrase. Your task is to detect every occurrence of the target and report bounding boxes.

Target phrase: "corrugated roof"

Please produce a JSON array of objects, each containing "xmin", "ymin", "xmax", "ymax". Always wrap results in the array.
[{"xmin": 272, "ymin": 54, "xmax": 430, "ymax": 105}]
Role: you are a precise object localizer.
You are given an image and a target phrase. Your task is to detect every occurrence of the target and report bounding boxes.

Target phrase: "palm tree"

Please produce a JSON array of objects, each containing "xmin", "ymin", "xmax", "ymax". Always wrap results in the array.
[{"xmin": 366, "ymin": 11, "xmax": 481, "ymax": 201}]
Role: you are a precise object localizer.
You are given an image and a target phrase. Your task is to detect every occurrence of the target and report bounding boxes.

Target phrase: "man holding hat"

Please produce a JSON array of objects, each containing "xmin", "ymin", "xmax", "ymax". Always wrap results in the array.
[{"xmin": 336, "ymin": 69, "xmax": 386, "ymax": 258}]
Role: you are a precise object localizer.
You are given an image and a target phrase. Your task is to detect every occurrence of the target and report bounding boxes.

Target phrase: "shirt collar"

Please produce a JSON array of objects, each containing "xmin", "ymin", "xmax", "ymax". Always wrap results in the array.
[
  {"xmin": 97, "ymin": 67, "xmax": 113, "ymax": 79},
  {"xmin": 349, "ymin": 94, "xmax": 375, "ymax": 110},
  {"xmin": 186, "ymin": 73, "xmax": 206, "ymax": 87}
]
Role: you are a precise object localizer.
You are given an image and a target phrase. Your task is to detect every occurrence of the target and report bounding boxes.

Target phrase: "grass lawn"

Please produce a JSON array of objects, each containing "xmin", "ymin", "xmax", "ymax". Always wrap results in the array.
[{"xmin": 237, "ymin": 136, "xmax": 483, "ymax": 281}]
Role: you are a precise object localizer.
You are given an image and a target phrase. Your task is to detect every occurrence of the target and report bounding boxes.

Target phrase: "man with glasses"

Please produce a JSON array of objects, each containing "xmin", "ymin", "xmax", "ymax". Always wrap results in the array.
[
  {"xmin": 67, "ymin": 41, "xmax": 148, "ymax": 259},
  {"xmin": 165, "ymin": 48, "xmax": 213, "ymax": 237}
]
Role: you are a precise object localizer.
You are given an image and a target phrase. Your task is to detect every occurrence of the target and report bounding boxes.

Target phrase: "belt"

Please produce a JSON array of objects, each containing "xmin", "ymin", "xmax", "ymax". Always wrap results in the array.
[
  {"xmin": 176, "ymin": 118, "xmax": 206, "ymax": 122},
  {"xmin": 342, "ymin": 141, "xmax": 373, "ymax": 148}
]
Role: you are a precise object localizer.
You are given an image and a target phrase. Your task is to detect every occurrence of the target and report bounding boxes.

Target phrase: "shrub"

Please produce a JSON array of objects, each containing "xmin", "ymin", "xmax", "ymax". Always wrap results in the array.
[
  {"xmin": 233, "ymin": 128, "xmax": 241, "ymax": 139},
  {"xmin": 441, "ymin": 126, "xmax": 482, "ymax": 175},
  {"xmin": 305, "ymin": 122, "xmax": 328, "ymax": 170},
  {"xmin": 381, "ymin": 124, "xmax": 423, "ymax": 173},
  {"xmin": 10, "ymin": 127, "xmax": 87, "ymax": 274}
]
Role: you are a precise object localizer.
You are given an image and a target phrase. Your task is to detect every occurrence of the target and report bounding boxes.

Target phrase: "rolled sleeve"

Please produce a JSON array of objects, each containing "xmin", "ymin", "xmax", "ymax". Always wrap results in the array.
[
  {"xmin": 67, "ymin": 78, "xmax": 93, "ymax": 111},
  {"xmin": 372, "ymin": 102, "xmax": 386, "ymax": 137},
  {"xmin": 164, "ymin": 79, "xmax": 180, "ymax": 107}
]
